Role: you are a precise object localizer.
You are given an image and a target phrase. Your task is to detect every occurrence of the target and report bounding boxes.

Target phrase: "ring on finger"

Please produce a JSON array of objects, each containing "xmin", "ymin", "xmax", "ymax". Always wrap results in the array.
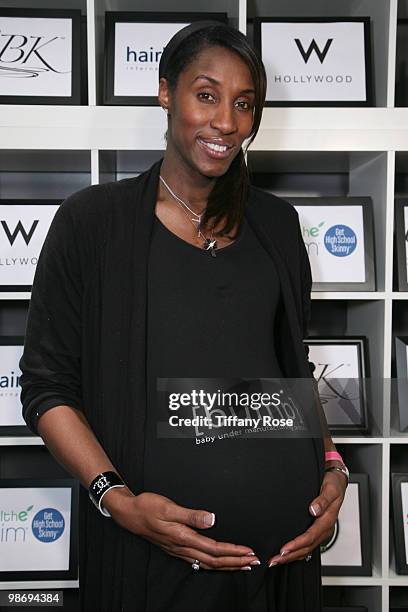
[
  {"xmin": 305, "ymin": 553, "xmax": 312, "ymax": 562},
  {"xmin": 192, "ymin": 559, "xmax": 200, "ymax": 571}
]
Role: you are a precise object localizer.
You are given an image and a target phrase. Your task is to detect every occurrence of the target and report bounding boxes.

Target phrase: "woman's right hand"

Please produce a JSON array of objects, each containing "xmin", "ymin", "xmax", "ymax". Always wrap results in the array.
[{"xmin": 103, "ymin": 488, "xmax": 260, "ymax": 571}]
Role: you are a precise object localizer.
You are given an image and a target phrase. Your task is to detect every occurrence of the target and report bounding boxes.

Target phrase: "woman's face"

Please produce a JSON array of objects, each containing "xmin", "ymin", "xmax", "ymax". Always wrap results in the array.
[{"xmin": 159, "ymin": 45, "xmax": 256, "ymax": 180}]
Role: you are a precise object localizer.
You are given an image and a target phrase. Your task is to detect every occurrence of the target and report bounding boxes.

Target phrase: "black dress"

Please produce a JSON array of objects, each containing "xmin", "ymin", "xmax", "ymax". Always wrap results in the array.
[{"xmin": 143, "ymin": 214, "xmax": 323, "ymax": 612}]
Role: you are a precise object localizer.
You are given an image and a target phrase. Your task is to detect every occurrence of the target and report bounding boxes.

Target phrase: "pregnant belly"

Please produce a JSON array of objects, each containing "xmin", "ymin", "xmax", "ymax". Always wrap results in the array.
[{"xmin": 143, "ymin": 436, "xmax": 322, "ymax": 563}]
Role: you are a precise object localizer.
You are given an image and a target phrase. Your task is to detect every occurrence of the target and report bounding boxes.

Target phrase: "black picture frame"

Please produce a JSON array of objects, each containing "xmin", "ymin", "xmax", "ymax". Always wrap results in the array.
[
  {"xmin": 395, "ymin": 199, "xmax": 408, "ymax": 291},
  {"xmin": 391, "ymin": 472, "xmax": 408, "ymax": 575},
  {"xmin": 0, "ymin": 8, "xmax": 81, "ymax": 105},
  {"xmin": 286, "ymin": 197, "xmax": 376, "ymax": 291},
  {"xmin": 104, "ymin": 11, "xmax": 228, "ymax": 106},
  {"xmin": 304, "ymin": 336, "xmax": 369, "ymax": 434},
  {"xmin": 395, "ymin": 336, "xmax": 408, "ymax": 433},
  {"xmin": 0, "ymin": 335, "xmax": 33, "ymax": 437},
  {"xmin": 0, "ymin": 478, "xmax": 79, "ymax": 581},
  {"xmin": 0, "ymin": 199, "xmax": 61, "ymax": 292},
  {"xmin": 253, "ymin": 16, "xmax": 373, "ymax": 107},
  {"xmin": 396, "ymin": 18, "xmax": 408, "ymax": 107},
  {"xmin": 321, "ymin": 473, "xmax": 371, "ymax": 576}
]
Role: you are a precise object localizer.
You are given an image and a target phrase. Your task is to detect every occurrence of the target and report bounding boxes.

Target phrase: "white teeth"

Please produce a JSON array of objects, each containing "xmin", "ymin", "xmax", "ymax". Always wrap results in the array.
[{"xmin": 200, "ymin": 139, "xmax": 228, "ymax": 153}]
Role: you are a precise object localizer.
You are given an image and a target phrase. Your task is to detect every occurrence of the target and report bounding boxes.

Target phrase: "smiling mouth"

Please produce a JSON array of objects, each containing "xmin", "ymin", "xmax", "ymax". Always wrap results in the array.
[{"xmin": 197, "ymin": 138, "xmax": 235, "ymax": 159}]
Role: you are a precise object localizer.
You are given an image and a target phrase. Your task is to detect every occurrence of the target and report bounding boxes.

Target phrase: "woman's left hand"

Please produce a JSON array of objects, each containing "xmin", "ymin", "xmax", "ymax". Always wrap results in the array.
[{"xmin": 266, "ymin": 470, "xmax": 347, "ymax": 567}]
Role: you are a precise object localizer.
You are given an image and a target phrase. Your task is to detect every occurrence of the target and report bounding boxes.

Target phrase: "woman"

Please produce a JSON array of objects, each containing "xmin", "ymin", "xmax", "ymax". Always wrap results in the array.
[{"xmin": 19, "ymin": 21, "xmax": 348, "ymax": 612}]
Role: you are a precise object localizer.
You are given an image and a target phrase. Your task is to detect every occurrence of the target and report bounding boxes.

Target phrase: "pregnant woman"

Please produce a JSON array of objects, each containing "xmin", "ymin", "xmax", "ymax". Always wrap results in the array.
[{"xmin": 19, "ymin": 21, "xmax": 348, "ymax": 612}]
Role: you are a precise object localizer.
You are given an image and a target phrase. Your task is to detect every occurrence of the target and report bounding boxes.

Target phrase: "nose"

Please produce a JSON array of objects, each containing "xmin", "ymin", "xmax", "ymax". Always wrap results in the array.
[{"xmin": 210, "ymin": 99, "xmax": 238, "ymax": 134}]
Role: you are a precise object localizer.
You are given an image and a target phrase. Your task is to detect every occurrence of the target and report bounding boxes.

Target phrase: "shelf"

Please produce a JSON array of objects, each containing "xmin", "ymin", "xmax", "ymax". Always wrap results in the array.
[
  {"xmin": 391, "ymin": 292, "xmax": 408, "ymax": 299},
  {"xmin": 1, "ymin": 106, "xmax": 408, "ymax": 151},
  {"xmin": 389, "ymin": 436, "xmax": 408, "ymax": 443},
  {"xmin": 332, "ymin": 437, "xmax": 386, "ymax": 444},
  {"xmin": 0, "ymin": 580, "xmax": 79, "ymax": 591},
  {"xmin": 0, "ymin": 293, "xmax": 31, "ymax": 301},
  {"xmin": 0, "ymin": 437, "xmax": 43, "ymax": 446},
  {"xmin": 311, "ymin": 292, "xmax": 386, "ymax": 300},
  {"xmin": 0, "ymin": 291, "xmax": 389, "ymax": 302},
  {"xmin": 0, "ymin": 437, "xmax": 399, "ymax": 446},
  {"xmin": 322, "ymin": 567, "xmax": 383, "ymax": 586},
  {"xmin": 387, "ymin": 568, "xmax": 408, "ymax": 585}
]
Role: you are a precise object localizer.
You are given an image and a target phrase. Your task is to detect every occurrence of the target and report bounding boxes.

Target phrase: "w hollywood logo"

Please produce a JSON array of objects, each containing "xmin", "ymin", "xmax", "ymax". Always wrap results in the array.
[
  {"xmin": 294, "ymin": 38, "xmax": 333, "ymax": 64},
  {"xmin": 1, "ymin": 219, "xmax": 39, "ymax": 246}
]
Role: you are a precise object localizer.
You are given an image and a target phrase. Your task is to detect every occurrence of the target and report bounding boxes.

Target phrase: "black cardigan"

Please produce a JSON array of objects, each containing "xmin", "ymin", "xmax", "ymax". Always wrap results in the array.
[{"xmin": 19, "ymin": 158, "xmax": 327, "ymax": 611}]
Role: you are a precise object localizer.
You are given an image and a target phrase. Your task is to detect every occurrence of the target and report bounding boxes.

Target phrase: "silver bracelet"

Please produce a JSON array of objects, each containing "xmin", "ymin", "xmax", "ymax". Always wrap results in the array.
[{"xmin": 324, "ymin": 465, "xmax": 349, "ymax": 485}]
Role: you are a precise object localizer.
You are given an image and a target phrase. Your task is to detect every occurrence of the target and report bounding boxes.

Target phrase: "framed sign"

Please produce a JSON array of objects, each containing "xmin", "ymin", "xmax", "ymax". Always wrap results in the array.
[
  {"xmin": 0, "ymin": 478, "xmax": 79, "ymax": 581},
  {"xmin": 395, "ymin": 199, "xmax": 408, "ymax": 291},
  {"xmin": 104, "ymin": 12, "xmax": 228, "ymax": 105},
  {"xmin": 0, "ymin": 8, "xmax": 81, "ymax": 105},
  {"xmin": 253, "ymin": 17, "xmax": 373, "ymax": 106},
  {"xmin": 395, "ymin": 336, "xmax": 408, "ymax": 433},
  {"xmin": 286, "ymin": 197, "xmax": 376, "ymax": 291},
  {"xmin": 321, "ymin": 473, "xmax": 371, "ymax": 576},
  {"xmin": 0, "ymin": 336, "xmax": 32, "ymax": 436},
  {"xmin": 304, "ymin": 337, "xmax": 369, "ymax": 434},
  {"xmin": 391, "ymin": 473, "xmax": 408, "ymax": 575},
  {"xmin": 0, "ymin": 200, "xmax": 60, "ymax": 292}
]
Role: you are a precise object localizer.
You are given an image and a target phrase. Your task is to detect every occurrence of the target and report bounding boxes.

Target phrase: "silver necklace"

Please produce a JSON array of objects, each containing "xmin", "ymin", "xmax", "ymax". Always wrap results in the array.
[{"xmin": 159, "ymin": 175, "xmax": 217, "ymax": 257}]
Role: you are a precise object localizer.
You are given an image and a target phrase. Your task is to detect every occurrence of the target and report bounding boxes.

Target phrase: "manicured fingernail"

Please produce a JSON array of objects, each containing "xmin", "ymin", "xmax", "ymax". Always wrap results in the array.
[
  {"xmin": 246, "ymin": 552, "xmax": 256, "ymax": 556},
  {"xmin": 280, "ymin": 550, "xmax": 289, "ymax": 557},
  {"xmin": 268, "ymin": 560, "xmax": 278, "ymax": 567},
  {"xmin": 311, "ymin": 504, "xmax": 320, "ymax": 516},
  {"xmin": 250, "ymin": 560, "xmax": 261, "ymax": 566},
  {"xmin": 204, "ymin": 513, "xmax": 215, "ymax": 526},
  {"xmin": 241, "ymin": 566, "xmax": 252, "ymax": 571}
]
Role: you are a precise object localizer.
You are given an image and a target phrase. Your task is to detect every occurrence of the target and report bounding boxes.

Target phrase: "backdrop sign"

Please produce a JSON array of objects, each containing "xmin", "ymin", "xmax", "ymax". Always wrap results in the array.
[
  {"xmin": 322, "ymin": 481, "xmax": 362, "ymax": 566},
  {"xmin": 287, "ymin": 197, "xmax": 375, "ymax": 291},
  {"xmin": 254, "ymin": 18, "xmax": 372, "ymax": 106},
  {"xmin": 0, "ymin": 201, "xmax": 60, "ymax": 290},
  {"xmin": 0, "ymin": 343, "xmax": 24, "ymax": 428},
  {"xmin": 114, "ymin": 21, "xmax": 188, "ymax": 97},
  {"xmin": 392, "ymin": 473, "xmax": 408, "ymax": 574},
  {"xmin": 0, "ymin": 9, "xmax": 81, "ymax": 104},
  {"xmin": 395, "ymin": 199, "xmax": 408, "ymax": 291},
  {"xmin": 0, "ymin": 487, "xmax": 72, "ymax": 571},
  {"xmin": 395, "ymin": 336, "xmax": 408, "ymax": 433},
  {"xmin": 321, "ymin": 473, "xmax": 371, "ymax": 575},
  {"xmin": 403, "ymin": 482, "xmax": 408, "ymax": 565},
  {"xmin": 405, "ymin": 206, "xmax": 408, "ymax": 282},
  {"xmin": 104, "ymin": 12, "xmax": 228, "ymax": 105},
  {"xmin": 305, "ymin": 337, "xmax": 368, "ymax": 433}
]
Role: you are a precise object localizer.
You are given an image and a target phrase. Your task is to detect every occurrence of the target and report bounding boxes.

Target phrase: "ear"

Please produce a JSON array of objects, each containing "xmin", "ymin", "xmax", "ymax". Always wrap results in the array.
[{"xmin": 158, "ymin": 77, "xmax": 171, "ymax": 112}]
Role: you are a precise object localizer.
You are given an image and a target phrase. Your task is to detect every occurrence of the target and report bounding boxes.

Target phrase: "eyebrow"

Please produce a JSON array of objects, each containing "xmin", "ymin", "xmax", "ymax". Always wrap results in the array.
[{"xmin": 193, "ymin": 74, "xmax": 255, "ymax": 95}]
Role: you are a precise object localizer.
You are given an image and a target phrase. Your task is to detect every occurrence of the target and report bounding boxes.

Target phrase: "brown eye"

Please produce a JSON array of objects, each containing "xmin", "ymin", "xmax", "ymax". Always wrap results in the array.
[
  {"xmin": 235, "ymin": 100, "xmax": 252, "ymax": 110},
  {"xmin": 197, "ymin": 92, "xmax": 216, "ymax": 102}
]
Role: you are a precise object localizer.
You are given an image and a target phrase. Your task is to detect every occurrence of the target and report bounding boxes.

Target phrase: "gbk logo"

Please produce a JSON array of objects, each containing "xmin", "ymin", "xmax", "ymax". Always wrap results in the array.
[
  {"xmin": 0, "ymin": 31, "xmax": 68, "ymax": 75},
  {"xmin": 294, "ymin": 38, "xmax": 333, "ymax": 64},
  {"xmin": 1, "ymin": 219, "xmax": 39, "ymax": 246}
]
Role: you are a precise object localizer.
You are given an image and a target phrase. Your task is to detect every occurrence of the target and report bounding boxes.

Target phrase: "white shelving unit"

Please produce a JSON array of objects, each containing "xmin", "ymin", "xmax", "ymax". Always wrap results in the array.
[{"xmin": 1, "ymin": 0, "xmax": 408, "ymax": 609}]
